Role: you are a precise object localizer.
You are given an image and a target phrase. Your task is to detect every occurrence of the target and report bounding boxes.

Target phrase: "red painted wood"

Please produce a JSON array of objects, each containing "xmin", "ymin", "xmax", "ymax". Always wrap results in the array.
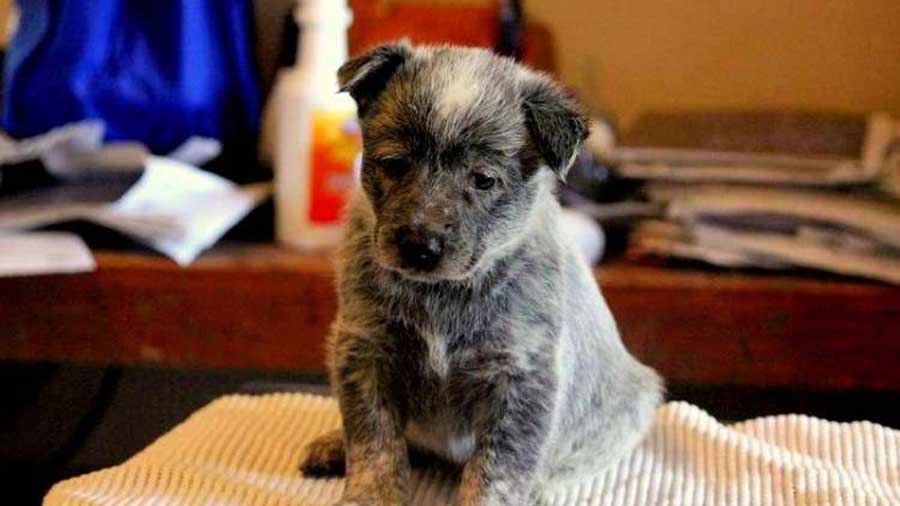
[{"xmin": 1, "ymin": 245, "xmax": 898, "ymax": 390}]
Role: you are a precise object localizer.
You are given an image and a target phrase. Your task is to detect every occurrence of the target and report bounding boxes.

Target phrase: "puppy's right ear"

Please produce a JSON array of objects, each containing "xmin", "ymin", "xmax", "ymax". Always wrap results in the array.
[{"xmin": 338, "ymin": 42, "xmax": 413, "ymax": 116}]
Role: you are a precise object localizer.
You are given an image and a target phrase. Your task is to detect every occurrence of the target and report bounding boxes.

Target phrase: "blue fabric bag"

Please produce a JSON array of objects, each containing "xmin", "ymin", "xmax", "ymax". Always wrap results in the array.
[{"xmin": 2, "ymin": 0, "xmax": 260, "ymax": 171}]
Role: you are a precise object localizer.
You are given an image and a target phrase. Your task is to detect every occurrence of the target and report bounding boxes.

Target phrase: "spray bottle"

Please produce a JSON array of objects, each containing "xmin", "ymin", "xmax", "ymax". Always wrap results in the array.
[{"xmin": 272, "ymin": 0, "xmax": 360, "ymax": 249}]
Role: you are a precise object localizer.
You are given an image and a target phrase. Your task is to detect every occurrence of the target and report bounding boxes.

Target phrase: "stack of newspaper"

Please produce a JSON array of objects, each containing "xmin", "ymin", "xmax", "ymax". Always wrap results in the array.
[
  {"xmin": 599, "ymin": 112, "xmax": 900, "ymax": 284},
  {"xmin": 0, "ymin": 122, "xmax": 271, "ymax": 276}
]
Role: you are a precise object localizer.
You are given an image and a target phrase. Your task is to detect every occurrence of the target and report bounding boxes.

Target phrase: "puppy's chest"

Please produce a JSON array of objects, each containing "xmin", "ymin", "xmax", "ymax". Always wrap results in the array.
[
  {"xmin": 392, "ymin": 292, "xmax": 496, "ymax": 379},
  {"xmin": 387, "ymin": 320, "xmax": 493, "ymax": 422},
  {"xmin": 379, "ymin": 276, "xmax": 523, "ymax": 413},
  {"xmin": 392, "ymin": 321, "xmax": 480, "ymax": 396}
]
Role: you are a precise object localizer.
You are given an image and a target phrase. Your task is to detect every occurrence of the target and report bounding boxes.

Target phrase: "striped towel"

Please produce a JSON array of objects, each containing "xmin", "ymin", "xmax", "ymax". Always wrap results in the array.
[{"xmin": 45, "ymin": 393, "xmax": 900, "ymax": 506}]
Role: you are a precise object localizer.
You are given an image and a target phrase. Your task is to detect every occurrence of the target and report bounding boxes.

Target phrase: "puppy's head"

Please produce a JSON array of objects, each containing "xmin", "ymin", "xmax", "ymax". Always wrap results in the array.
[{"xmin": 340, "ymin": 42, "xmax": 587, "ymax": 282}]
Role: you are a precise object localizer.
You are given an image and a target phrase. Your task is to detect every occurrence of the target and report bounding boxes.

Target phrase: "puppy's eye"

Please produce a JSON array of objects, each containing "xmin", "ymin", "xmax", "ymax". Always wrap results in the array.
[
  {"xmin": 380, "ymin": 159, "xmax": 408, "ymax": 179},
  {"xmin": 471, "ymin": 173, "xmax": 496, "ymax": 190}
]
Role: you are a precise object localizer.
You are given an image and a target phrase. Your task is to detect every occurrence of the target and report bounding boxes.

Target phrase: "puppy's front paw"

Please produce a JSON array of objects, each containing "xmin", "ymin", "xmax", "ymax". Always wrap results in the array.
[{"xmin": 300, "ymin": 429, "xmax": 345, "ymax": 477}]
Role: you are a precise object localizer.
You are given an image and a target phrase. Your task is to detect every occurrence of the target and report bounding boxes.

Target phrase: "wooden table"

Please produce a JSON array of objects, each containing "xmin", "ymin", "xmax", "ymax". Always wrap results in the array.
[{"xmin": 2, "ymin": 244, "xmax": 898, "ymax": 390}]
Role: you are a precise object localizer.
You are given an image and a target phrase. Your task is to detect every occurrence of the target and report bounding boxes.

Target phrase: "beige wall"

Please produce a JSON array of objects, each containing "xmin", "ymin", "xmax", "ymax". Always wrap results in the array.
[{"xmin": 412, "ymin": 0, "xmax": 900, "ymax": 126}]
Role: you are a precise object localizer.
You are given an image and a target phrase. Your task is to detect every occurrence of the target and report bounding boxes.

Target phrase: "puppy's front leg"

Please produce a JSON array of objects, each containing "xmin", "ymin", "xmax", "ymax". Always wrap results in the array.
[
  {"xmin": 457, "ymin": 368, "xmax": 556, "ymax": 506},
  {"xmin": 332, "ymin": 335, "xmax": 410, "ymax": 506}
]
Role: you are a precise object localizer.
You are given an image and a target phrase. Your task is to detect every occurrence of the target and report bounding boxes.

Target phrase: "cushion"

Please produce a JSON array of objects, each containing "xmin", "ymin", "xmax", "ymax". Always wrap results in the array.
[{"xmin": 45, "ymin": 393, "xmax": 900, "ymax": 506}]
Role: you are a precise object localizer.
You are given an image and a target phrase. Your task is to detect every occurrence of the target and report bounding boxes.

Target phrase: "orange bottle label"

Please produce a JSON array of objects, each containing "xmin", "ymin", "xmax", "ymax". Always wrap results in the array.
[{"xmin": 309, "ymin": 110, "xmax": 362, "ymax": 224}]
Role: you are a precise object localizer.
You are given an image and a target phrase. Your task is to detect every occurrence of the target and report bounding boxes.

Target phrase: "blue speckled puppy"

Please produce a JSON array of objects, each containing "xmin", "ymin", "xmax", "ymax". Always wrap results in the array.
[{"xmin": 300, "ymin": 42, "xmax": 662, "ymax": 506}]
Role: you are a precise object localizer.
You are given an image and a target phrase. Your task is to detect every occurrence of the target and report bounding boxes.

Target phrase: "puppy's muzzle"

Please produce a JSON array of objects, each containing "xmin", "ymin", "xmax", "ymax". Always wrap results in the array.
[{"xmin": 395, "ymin": 226, "xmax": 445, "ymax": 272}]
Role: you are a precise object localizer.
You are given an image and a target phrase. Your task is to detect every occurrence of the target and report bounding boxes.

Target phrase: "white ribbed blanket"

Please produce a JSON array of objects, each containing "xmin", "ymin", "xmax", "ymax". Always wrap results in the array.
[{"xmin": 45, "ymin": 393, "xmax": 900, "ymax": 506}]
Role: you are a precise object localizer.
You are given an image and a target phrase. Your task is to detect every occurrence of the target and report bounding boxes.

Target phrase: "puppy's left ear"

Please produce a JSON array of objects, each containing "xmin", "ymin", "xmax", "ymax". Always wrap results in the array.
[{"xmin": 520, "ymin": 76, "xmax": 589, "ymax": 180}]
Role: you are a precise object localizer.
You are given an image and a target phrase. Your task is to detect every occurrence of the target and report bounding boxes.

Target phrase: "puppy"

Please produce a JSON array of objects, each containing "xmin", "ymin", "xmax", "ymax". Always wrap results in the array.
[{"xmin": 300, "ymin": 42, "xmax": 662, "ymax": 506}]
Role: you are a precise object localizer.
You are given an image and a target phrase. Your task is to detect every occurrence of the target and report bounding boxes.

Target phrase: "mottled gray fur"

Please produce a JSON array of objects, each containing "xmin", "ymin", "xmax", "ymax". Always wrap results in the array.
[{"xmin": 300, "ymin": 42, "xmax": 663, "ymax": 506}]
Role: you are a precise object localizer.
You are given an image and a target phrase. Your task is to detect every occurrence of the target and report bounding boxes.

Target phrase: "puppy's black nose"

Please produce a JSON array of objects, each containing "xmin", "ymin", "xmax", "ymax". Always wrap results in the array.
[{"xmin": 395, "ymin": 226, "xmax": 444, "ymax": 271}]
